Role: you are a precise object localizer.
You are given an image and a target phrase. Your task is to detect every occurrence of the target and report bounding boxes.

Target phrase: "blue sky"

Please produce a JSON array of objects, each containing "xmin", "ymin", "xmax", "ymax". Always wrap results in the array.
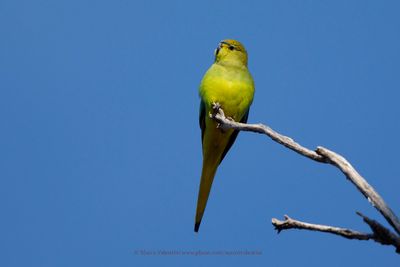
[{"xmin": 1, "ymin": 0, "xmax": 400, "ymax": 266}]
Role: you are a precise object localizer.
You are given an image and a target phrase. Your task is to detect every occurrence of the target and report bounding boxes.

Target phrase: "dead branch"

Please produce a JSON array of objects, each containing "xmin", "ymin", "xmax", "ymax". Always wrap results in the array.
[
  {"xmin": 272, "ymin": 215, "xmax": 371, "ymax": 240},
  {"xmin": 272, "ymin": 214, "xmax": 400, "ymax": 252},
  {"xmin": 210, "ymin": 103, "xmax": 400, "ymax": 253}
]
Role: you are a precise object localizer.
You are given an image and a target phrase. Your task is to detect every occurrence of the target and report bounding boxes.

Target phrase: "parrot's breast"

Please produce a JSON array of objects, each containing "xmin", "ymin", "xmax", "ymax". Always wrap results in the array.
[{"xmin": 199, "ymin": 63, "xmax": 254, "ymax": 120}]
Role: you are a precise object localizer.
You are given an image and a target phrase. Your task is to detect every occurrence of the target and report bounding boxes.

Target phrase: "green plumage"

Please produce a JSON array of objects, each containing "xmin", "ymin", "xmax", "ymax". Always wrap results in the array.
[{"xmin": 195, "ymin": 40, "xmax": 255, "ymax": 232}]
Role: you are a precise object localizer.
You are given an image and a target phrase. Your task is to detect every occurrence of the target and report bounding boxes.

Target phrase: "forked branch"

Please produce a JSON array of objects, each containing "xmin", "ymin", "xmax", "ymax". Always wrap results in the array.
[{"xmin": 210, "ymin": 103, "xmax": 400, "ymax": 253}]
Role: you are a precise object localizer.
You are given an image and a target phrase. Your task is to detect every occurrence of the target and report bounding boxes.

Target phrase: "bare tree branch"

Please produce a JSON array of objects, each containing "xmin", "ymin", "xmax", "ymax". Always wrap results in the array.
[
  {"xmin": 357, "ymin": 212, "xmax": 400, "ymax": 252},
  {"xmin": 315, "ymin": 147, "xmax": 400, "ymax": 236},
  {"xmin": 210, "ymin": 103, "xmax": 400, "ymax": 253},
  {"xmin": 272, "ymin": 214, "xmax": 400, "ymax": 253},
  {"xmin": 272, "ymin": 215, "xmax": 371, "ymax": 240},
  {"xmin": 210, "ymin": 103, "xmax": 328, "ymax": 162}
]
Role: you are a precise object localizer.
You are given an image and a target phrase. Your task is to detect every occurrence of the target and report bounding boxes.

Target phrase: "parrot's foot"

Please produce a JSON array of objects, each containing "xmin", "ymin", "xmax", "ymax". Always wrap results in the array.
[
  {"xmin": 210, "ymin": 102, "xmax": 223, "ymax": 119},
  {"xmin": 212, "ymin": 102, "xmax": 221, "ymax": 111},
  {"xmin": 210, "ymin": 102, "xmax": 233, "ymax": 132},
  {"xmin": 211, "ymin": 102, "xmax": 224, "ymax": 121}
]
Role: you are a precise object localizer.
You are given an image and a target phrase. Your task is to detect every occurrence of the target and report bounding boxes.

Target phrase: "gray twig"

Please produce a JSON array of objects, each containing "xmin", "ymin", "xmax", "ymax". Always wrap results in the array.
[
  {"xmin": 272, "ymin": 214, "xmax": 400, "ymax": 252},
  {"xmin": 272, "ymin": 215, "xmax": 371, "ymax": 240},
  {"xmin": 210, "ymin": 103, "xmax": 400, "ymax": 253}
]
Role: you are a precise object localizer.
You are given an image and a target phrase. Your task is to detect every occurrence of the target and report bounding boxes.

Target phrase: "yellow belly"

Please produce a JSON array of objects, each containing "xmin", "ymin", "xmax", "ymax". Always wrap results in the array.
[{"xmin": 199, "ymin": 63, "xmax": 254, "ymax": 120}]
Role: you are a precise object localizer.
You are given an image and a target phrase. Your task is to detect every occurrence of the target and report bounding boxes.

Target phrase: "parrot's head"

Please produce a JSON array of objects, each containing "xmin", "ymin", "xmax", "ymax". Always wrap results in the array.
[{"xmin": 214, "ymin": 39, "xmax": 248, "ymax": 67}]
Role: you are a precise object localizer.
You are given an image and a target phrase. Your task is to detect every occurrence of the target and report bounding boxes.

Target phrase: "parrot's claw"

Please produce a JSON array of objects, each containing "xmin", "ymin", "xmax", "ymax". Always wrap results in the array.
[
  {"xmin": 211, "ymin": 102, "xmax": 225, "ymax": 118},
  {"xmin": 211, "ymin": 102, "xmax": 221, "ymax": 110},
  {"xmin": 210, "ymin": 102, "xmax": 224, "ymax": 119},
  {"xmin": 209, "ymin": 102, "xmax": 231, "ymax": 132}
]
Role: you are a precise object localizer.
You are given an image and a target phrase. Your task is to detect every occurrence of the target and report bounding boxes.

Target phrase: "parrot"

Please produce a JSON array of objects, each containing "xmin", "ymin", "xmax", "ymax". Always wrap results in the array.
[{"xmin": 195, "ymin": 39, "xmax": 255, "ymax": 232}]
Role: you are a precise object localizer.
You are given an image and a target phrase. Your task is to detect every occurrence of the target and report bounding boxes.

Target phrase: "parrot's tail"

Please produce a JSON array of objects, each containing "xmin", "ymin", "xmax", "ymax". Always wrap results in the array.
[{"xmin": 194, "ymin": 156, "xmax": 220, "ymax": 232}]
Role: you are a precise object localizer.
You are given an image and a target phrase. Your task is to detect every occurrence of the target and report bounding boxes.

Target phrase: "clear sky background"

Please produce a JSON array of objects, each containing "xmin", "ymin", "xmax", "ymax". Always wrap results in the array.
[{"xmin": 1, "ymin": 0, "xmax": 400, "ymax": 266}]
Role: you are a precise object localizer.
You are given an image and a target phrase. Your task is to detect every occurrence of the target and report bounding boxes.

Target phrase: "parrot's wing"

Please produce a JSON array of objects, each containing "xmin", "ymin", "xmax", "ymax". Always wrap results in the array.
[
  {"xmin": 219, "ymin": 108, "xmax": 250, "ymax": 163},
  {"xmin": 199, "ymin": 100, "xmax": 206, "ymax": 143}
]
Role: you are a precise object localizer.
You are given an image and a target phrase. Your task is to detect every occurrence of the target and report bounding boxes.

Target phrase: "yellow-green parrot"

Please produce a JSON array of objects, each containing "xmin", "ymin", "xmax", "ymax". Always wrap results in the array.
[{"xmin": 195, "ymin": 40, "xmax": 255, "ymax": 232}]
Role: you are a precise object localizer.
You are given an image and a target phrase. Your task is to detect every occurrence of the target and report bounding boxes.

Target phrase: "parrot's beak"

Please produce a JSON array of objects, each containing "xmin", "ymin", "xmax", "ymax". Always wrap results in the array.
[{"xmin": 215, "ymin": 44, "xmax": 222, "ymax": 55}]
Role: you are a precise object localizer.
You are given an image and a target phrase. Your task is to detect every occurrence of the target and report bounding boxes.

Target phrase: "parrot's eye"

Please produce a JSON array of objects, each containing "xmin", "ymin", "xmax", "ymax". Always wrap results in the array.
[{"xmin": 229, "ymin": 45, "xmax": 235, "ymax": 51}]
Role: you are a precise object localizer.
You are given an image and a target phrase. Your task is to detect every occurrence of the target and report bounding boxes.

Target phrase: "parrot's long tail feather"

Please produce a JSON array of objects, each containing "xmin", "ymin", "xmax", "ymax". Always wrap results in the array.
[{"xmin": 194, "ymin": 156, "xmax": 220, "ymax": 232}]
